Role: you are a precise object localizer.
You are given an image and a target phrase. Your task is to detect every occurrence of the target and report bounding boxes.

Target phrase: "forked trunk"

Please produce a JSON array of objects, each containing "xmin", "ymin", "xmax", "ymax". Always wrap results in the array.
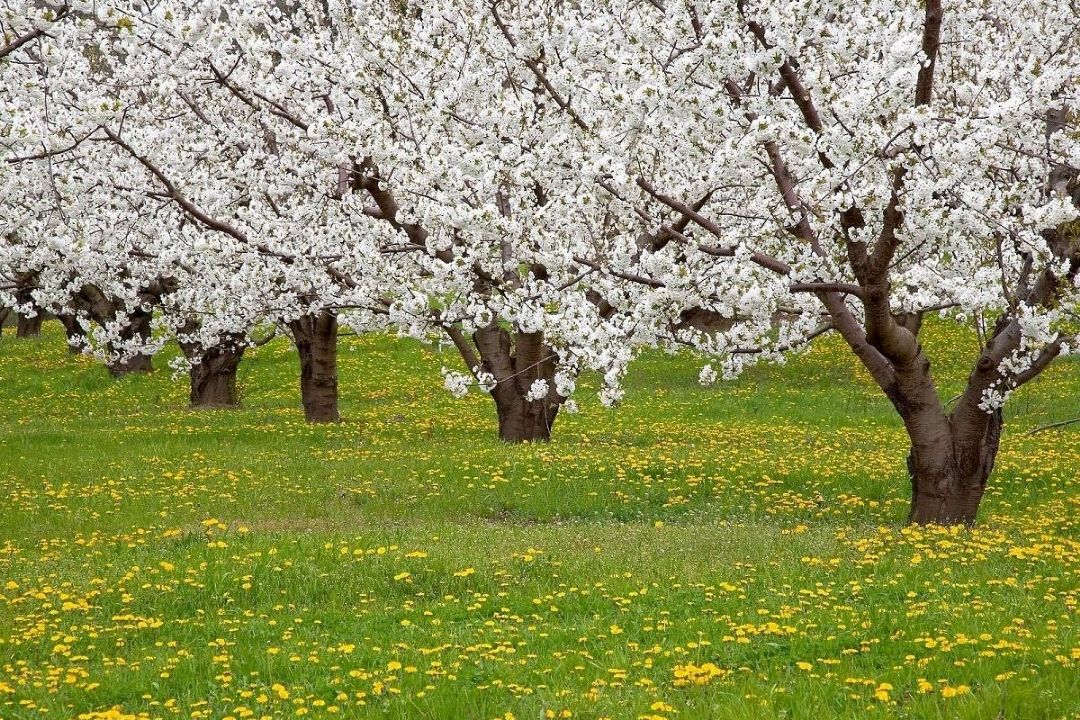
[
  {"xmin": 866, "ymin": 322, "xmax": 1006, "ymax": 527},
  {"xmin": 494, "ymin": 393, "xmax": 559, "ymax": 442},
  {"xmin": 471, "ymin": 326, "xmax": 562, "ymax": 443},
  {"xmin": 188, "ymin": 345, "xmax": 245, "ymax": 409},
  {"xmin": 291, "ymin": 311, "xmax": 340, "ymax": 423},
  {"xmin": 16, "ymin": 311, "xmax": 42, "ymax": 338}
]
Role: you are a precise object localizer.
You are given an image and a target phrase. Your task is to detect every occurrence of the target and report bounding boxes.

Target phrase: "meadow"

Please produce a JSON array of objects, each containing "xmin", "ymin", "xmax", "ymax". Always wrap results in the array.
[{"xmin": 0, "ymin": 322, "xmax": 1077, "ymax": 720}]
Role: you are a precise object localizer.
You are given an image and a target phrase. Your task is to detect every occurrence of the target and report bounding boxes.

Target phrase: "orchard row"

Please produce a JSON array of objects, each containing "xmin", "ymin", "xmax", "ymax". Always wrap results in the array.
[{"xmin": 2, "ymin": 0, "xmax": 1078, "ymax": 524}]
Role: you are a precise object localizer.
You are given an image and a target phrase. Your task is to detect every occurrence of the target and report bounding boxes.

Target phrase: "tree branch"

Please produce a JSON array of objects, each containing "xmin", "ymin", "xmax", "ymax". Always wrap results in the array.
[
  {"xmin": 0, "ymin": 6, "xmax": 71, "ymax": 60},
  {"xmin": 488, "ymin": 1, "xmax": 590, "ymax": 132},
  {"xmin": 790, "ymin": 282, "xmax": 865, "ymax": 298},
  {"xmin": 915, "ymin": 0, "xmax": 943, "ymax": 106}
]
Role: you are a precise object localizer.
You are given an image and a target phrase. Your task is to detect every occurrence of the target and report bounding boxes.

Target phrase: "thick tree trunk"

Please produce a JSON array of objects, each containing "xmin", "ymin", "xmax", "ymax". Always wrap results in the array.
[
  {"xmin": 13, "ymin": 275, "xmax": 41, "ymax": 337},
  {"xmin": 15, "ymin": 311, "xmax": 42, "ymax": 338},
  {"xmin": 57, "ymin": 314, "xmax": 86, "ymax": 354},
  {"xmin": 849, "ymin": 305, "xmax": 1006, "ymax": 526},
  {"xmin": 493, "ymin": 392, "xmax": 558, "ymax": 442},
  {"xmin": 905, "ymin": 409, "xmax": 1003, "ymax": 526},
  {"xmin": 178, "ymin": 323, "xmax": 246, "ymax": 409},
  {"xmin": 290, "ymin": 311, "xmax": 340, "ymax": 423},
  {"xmin": 189, "ymin": 347, "xmax": 244, "ymax": 408},
  {"xmin": 0, "ymin": 307, "xmax": 10, "ymax": 337},
  {"xmin": 470, "ymin": 325, "xmax": 563, "ymax": 443},
  {"xmin": 106, "ymin": 309, "xmax": 154, "ymax": 377}
]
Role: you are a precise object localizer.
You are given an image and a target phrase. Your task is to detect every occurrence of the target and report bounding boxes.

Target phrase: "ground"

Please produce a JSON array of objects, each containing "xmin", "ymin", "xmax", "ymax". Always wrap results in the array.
[{"xmin": 0, "ymin": 322, "xmax": 1077, "ymax": 720}]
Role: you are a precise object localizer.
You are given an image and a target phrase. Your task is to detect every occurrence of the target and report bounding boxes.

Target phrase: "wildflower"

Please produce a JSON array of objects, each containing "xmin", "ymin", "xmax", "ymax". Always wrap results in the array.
[{"xmin": 941, "ymin": 685, "xmax": 971, "ymax": 698}]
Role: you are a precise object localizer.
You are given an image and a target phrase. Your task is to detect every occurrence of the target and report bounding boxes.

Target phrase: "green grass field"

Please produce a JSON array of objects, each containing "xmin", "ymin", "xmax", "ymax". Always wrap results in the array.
[{"xmin": 0, "ymin": 322, "xmax": 1077, "ymax": 720}]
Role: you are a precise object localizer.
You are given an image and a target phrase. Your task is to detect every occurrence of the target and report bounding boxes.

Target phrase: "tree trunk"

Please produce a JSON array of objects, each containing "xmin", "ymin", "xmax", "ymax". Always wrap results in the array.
[
  {"xmin": 493, "ymin": 392, "xmax": 558, "ymax": 442},
  {"xmin": 108, "ymin": 352, "xmax": 153, "ymax": 376},
  {"xmin": 177, "ymin": 322, "xmax": 246, "ymax": 409},
  {"xmin": 13, "ymin": 275, "xmax": 41, "ymax": 337},
  {"xmin": 0, "ymin": 307, "xmax": 10, "ymax": 337},
  {"xmin": 189, "ymin": 346, "xmax": 244, "ymax": 408},
  {"xmin": 853, "ymin": 313, "xmax": 1006, "ymax": 527},
  {"xmin": 905, "ymin": 408, "xmax": 1003, "ymax": 526},
  {"xmin": 15, "ymin": 311, "xmax": 42, "ymax": 338},
  {"xmin": 57, "ymin": 314, "xmax": 86, "ymax": 354},
  {"xmin": 471, "ymin": 325, "xmax": 563, "ymax": 443},
  {"xmin": 106, "ymin": 309, "xmax": 154, "ymax": 377},
  {"xmin": 290, "ymin": 310, "xmax": 340, "ymax": 423}
]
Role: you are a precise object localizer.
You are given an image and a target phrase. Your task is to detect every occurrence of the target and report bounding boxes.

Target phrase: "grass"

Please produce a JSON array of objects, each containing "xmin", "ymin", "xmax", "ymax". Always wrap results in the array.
[{"xmin": 0, "ymin": 321, "xmax": 1077, "ymax": 720}]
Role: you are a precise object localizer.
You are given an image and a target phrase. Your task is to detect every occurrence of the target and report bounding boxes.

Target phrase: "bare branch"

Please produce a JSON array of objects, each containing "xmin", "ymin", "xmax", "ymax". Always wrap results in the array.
[
  {"xmin": 790, "ymin": 282, "xmax": 865, "ymax": 298},
  {"xmin": 634, "ymin": 177, "xmax": 792, "ymax": 275}
]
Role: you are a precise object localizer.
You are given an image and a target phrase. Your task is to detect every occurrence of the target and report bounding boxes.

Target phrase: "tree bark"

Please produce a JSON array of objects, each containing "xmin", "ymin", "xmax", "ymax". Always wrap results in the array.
[
  {"xmin": 471, "ymin": 325, "xmax": 562, "ymax": 443},
  {"xmin": 188, "ymin": 345, "xmax": 244, "ymax": 408},
  {"xmin": 290, "ymin": 310, "xmax": 340, "ymax": 423},
  {"xmin": 905, "ymin": 409, "xmax": 1003, "ymax": 526},
  {"xmin": 15, "ymin": 311, "xmax": 42, "ymax": 338},
  {"xmin": 493, "ymin": 391, "xmax": 559, "ymax": 442},
  {"xmin": 13, "ymin": 273, "xmax": 42, "ymax": 337},
  {"xmin": 105, "ymin": 308, "xmax": 154, "ymax": 377},
  {"xmin": 69, "ymin": 284, "xmax": 162, "ymax": 376},
  {"xmin": 0, "ymin": 307, "xmax": 8, "ymax": 337},
  {"xmin": 178, "ymin": 323, "xmax": 246, "ymax": 409},
  {"xmin": 56, "ymin": 313, "xmax": 87, "ymax": 354}
]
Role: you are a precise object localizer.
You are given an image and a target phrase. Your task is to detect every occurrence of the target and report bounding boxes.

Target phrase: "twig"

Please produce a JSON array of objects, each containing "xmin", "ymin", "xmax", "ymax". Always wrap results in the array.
[{"xmin": 1026, "ymin": 418, "xmax": 1080, "ymax": 436}]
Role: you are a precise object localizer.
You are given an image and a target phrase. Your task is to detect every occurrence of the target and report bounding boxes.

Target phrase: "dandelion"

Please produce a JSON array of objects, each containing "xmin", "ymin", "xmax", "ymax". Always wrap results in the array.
[{"xmin": 941, "ymin": 685, "xmax": 971, "ymax": 698}]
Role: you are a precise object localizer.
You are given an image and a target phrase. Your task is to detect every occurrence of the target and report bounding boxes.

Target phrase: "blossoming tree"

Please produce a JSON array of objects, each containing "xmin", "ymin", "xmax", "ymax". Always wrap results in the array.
[
  {"xmin": 508, "ymin": 0, "xmax": 1080, "ymax": 523},
  {"xmin": 57, "ymin": 0, "xmax": 632, "ymax": 439}
]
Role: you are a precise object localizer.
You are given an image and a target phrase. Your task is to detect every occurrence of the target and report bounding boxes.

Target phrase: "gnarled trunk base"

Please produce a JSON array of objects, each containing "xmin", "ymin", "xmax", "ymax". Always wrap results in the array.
[
  {"xmin": 470, "ymin": 325, "xmax": 564, "ymax": 443},
  {"xmin": 908, "ymin": 480, "xmax": 986, "ymax": 526},
  {"xmin": 291, "ymin": 311, "xmax": 340, "ymax": 423},
  {"xmin": 178, "ymin": 324, "xmax": 246, "ymax": 409}
]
